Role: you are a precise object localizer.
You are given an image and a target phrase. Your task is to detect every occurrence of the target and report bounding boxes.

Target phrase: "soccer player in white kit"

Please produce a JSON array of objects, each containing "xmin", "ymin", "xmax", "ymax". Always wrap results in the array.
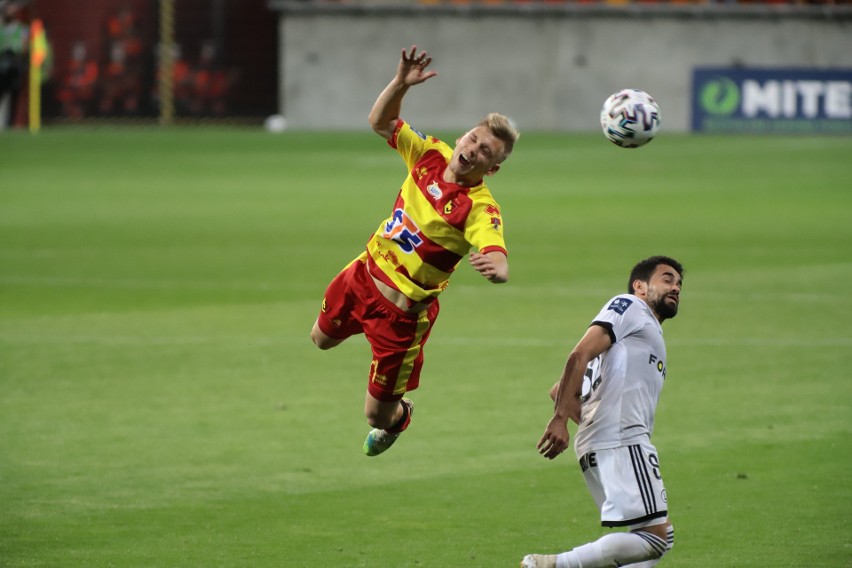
[{"xmin": 521, "ymin": 256, "xmax": 684, "ymax": 568}]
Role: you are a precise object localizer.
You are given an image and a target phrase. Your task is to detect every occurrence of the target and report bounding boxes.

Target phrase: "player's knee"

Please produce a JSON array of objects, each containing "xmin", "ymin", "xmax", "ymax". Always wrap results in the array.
[
  {"xmin": 365, "ymin": 401, "xmax": 404, "ymax": 430},
  {"xmin": 311, "ymin": 324, "xmax": 341, "ymax": 350},
  {"xmin": 665, "ymin": 524, "xmax": 674, "ymax": 553},
  {"xmin": 651, "ymin": 521, "xmax": 674, "ymax": 555},
  {"xmin": 632, "ymin": 523, "xmax": 673, "ymax": 560},
  {"xmin": 641, "ymin": 535, "xmax": 666, "ymax": 560},
  {"xmin": 311, "ymin": 333, "xmax": 333, "ymax": 350}
]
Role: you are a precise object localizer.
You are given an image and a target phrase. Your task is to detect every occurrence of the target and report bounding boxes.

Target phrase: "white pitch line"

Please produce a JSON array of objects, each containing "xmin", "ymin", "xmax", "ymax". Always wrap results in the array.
[
  {"xmin": 6, "ymin": 334, "xmax": 843, "ymax": 349},
  {"xmin": 431, "ymin": 336, "xmax": 852, "ymax": 348},
  {"xmin": 0, "ymin": 275, "xmax": 288, "ymax": 292},
  {"xmin": 0, "ymin": 334, "xmax": 304, "ymax": 346}
]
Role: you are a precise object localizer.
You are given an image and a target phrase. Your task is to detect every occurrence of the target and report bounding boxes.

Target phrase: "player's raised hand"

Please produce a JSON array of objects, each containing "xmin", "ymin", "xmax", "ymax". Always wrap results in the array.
[{"xmin": 397, "ymin": 45, "xmax": 438, "ymax": 86}]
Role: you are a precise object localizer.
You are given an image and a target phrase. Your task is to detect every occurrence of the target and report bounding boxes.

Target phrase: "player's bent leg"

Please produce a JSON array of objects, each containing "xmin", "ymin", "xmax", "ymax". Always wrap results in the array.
[
  {"xmin": 363, "ymin": 395, "xmax": 414, "ymax": 457},
  {"xmin": 574, "ymin": 531, "xmax": 666, "ymax": 566},
  {"xmin": 521, "ymin": 522, "xmax": 671, "ymax": 568},
  {"xmin": 310, "ymin": 319, "xmax": 344, "ymax": 350}
]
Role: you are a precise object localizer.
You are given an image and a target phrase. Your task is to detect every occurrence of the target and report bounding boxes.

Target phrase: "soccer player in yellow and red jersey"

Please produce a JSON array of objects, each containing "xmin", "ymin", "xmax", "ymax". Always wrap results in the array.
[{"xmin": 310, "ymin": 45, "xmax": 519, "ymax": 456}]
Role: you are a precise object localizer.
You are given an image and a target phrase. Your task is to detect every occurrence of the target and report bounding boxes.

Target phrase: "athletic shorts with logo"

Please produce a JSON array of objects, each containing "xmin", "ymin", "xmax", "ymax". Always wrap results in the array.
[
  {"xmin": 316, "ymin": 253, "xmax": 440, "ymax": 402},
  {"xmin": 579, "ymin": 441, "xmax": 668, "ymax": 528}
]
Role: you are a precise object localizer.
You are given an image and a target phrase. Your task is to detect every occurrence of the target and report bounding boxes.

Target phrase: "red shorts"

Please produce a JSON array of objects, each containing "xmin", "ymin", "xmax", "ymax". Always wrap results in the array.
[{"xmin": 316, "ymin": 254, "xmax": 440, "ymax": 402}]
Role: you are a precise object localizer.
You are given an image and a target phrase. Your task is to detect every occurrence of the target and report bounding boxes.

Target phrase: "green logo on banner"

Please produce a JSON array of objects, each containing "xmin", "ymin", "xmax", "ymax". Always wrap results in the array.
[{"xmin": 700, "ymin": 77, "xmax": 740, "ymax": 115}]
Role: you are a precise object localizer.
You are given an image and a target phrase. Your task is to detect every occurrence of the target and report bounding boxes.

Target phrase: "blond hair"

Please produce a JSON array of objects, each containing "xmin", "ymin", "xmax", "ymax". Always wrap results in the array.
[{"xmin": 479, "ymin": 112, "xmax": 519, "ymax": 162}]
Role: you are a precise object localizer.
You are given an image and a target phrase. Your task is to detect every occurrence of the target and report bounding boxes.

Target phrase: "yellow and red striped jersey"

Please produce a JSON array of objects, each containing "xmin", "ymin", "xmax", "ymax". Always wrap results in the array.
[{"xmin": 365, "ymin": 119, "xmax": 507, "ymax": 302}]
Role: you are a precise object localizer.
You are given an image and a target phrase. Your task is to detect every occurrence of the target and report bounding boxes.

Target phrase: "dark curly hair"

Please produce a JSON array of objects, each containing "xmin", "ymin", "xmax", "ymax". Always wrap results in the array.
[{"xmin": 628, "ymin": 256, "xmax": 684, "ymax": 294}]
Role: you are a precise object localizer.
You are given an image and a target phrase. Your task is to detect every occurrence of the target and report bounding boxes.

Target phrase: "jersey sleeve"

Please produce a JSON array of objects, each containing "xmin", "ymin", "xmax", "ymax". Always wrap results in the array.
[
  {"xmin": 388, "ymin": 119, "xmax": 432, "ymax": 170},
  {"xmin": 464, "ymin": 197, "xmax": 507, "ymax": 256},
  {"xmin": 590, "ymin": 295, "xmax": 645, "ymax": 344}
]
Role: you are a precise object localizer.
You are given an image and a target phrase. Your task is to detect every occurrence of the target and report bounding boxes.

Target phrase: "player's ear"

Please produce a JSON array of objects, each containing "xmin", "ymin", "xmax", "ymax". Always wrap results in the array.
[
  {"xmin": 632, "ymin": 279, "xmax": 647, "ymax": 296},
  {"xmin": 485, "ymin": 163, "xmax": 501, "ymax": 176}
]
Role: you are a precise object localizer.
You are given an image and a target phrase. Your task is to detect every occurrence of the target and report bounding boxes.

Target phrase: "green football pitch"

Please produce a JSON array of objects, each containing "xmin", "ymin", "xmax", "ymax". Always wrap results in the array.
[{"xmin": 1, "ymin": 128, "xmax": 850, "ymax": 567}]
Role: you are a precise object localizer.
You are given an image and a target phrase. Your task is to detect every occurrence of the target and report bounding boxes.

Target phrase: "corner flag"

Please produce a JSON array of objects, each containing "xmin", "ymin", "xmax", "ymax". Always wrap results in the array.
[{"xmin": 29, "ymin": 19, "xmax": 48, "ymax": 133}]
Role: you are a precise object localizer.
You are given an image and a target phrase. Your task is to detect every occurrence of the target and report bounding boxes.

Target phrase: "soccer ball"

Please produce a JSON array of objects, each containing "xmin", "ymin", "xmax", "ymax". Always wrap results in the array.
[
  {"xmin": 600, "ymin": 89, "xmax": 661, "ymax": 148},
  {"xmin": 264, "ymin": 114, "xmax": 288, "ymax": 133}
]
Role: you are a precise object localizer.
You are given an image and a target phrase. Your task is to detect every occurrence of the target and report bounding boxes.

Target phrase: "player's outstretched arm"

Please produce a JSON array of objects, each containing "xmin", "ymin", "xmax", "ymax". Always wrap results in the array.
[{"xmin": 369, "ymin": 45, "xmax": 438, "ymax": 140}]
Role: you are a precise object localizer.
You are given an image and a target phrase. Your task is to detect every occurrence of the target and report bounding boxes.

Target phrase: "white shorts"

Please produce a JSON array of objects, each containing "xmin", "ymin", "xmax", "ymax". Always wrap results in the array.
[{"xmin": 579, "ymin": 442, "xmax": 668, "ymax": 528}]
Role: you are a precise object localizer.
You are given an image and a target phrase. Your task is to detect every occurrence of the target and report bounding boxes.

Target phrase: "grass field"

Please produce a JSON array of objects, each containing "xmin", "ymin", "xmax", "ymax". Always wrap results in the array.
[{"xmin": 1, "ymin": 127, "xmax": 851, "ymax": 567}]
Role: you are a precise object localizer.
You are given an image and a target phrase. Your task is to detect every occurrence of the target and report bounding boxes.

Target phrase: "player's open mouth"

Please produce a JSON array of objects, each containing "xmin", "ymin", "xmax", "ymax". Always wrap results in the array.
[
  {"xmin": 667, "ymin": 295, "xmax": 679, "ymax": 304},
  {"xmin": 458, "ymin": 154, "xmax": 471, "ymax": 167}
]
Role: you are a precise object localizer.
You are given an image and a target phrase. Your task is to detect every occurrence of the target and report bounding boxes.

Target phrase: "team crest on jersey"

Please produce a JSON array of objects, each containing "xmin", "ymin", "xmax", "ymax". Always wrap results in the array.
[
  {"xmin": 443, "ymin": 202, "xmax": 454, "ymax": 215},
  {"xmin": 491, "ymin": 217, "xmax": 501, "ymax": 230},
  {"xmin": 607, "ymin": 297, "xmax": 633, "ymax": 314},
  {"xmin": 383, "ymin": 208, "xmax": 423, "ymax": 253},
  {"xmin": 427, "ymin": 183, "xmax": 442, "ymax": 200}
]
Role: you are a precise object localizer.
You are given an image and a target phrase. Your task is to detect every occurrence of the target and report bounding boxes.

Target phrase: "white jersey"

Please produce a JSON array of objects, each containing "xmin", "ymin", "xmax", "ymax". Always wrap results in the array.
[{"xmin": 573, "ymin": 294, "xmax": 668, "ymax": 458}]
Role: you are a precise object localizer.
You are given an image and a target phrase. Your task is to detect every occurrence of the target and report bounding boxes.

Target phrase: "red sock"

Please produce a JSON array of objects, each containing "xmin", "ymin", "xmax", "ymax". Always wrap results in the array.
[{"xmin": 386, "ymin": 400, "xmax": 412, "ymax": 434}]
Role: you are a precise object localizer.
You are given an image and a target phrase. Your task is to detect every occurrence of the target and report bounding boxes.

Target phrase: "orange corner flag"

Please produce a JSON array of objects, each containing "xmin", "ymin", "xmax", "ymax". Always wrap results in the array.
[{"xmin": 29, "ymin": 19, "xmax": 48, "ymax": 133}]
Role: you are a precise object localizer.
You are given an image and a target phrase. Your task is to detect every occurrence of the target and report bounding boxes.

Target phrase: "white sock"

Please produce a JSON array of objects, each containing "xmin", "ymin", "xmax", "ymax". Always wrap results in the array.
[
  {"xmin": 623, "ymin": 525, "xmax": 674, "ymax": 568},
  {"xmin": 555, "ymin": 551, "xmax": 574, "ymax": 568},
  {"xmin": 554, "ymin": 531, "xmax": 667, "ymax": 568}
]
